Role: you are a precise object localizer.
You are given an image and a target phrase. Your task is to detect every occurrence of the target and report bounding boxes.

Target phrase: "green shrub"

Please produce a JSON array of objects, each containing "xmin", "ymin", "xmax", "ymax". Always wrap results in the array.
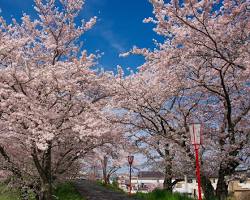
[
  {"xmin": 0, "ymin": 183, "xmax": 20, "ymax": 200},
  {"xmin": 112, "ymin": 179, "xmax": 119, "ymax": 188},
  {"xmin": 0, "ymin": 182, "xmax": 85, "ymax": 200},
  {"xmin": 133, "ymin": 189, "xmax": 195, "ymax": 200},
  {"xmin": 54, "ymin": 182, "xmax": 85, "ymax": 200},
  {"xmin": 96, "ymin": 180, "xmax": 125, "ymax": 193}
]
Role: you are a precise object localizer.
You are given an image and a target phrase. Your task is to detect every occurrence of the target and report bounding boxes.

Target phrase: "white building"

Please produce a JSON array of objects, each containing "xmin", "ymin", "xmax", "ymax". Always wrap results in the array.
[
  {"xmin": 135, "ymin": 171, "xmax": 164, "ymax": 192},
  {"xmin": 173, "ymin": 175, "xmax": 217, "ymax": 197},
  {"xmin": 117, "ymin": 171, "xmax": 170, "ymax": 194},
  {"xmin": 132, "ymin": 171, "xmax": 217, "ymax": 197},
  {"xmin": 117, "ymin": 170, "xmax": 250, "ymax": 199}
]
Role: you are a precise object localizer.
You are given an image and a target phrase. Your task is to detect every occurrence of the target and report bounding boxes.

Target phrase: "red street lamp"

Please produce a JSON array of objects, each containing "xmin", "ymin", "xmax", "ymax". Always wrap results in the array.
[
  {"xmin": 189, "ymin": 123, "xmax": 202, "ymax": 200},
  {"xmin": 128, "ymin": 155, "xmax": 134, "ymax": 195}
]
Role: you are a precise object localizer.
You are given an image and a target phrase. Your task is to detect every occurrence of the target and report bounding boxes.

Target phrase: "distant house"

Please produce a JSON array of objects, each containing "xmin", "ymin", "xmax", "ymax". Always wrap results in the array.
[
  {"xmin": 117, "ymin": 171, "xmax": 166, "ymax": 194},
  {"xmin": 137, "ymin": 171, "xmax": 165, "ymax": 192},
  {"xmin": 173, "ymin": 175, "xmax": 217, "ymax": 197},
  {"xmin": 117, "ymin": 170, "xmax": 250, "ymax": 200},
  {"xmin": 228, "ymin": 179, "xmax": 250, "ymax": 200},
  {"xmin": 228, "ymin": 170, "xmax": 250, "ymax": 200}
]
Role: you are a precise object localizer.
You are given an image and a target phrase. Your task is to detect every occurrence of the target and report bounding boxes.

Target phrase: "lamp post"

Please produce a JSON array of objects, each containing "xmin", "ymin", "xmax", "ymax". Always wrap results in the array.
[
  {"xmin": 128, "ymin": 155, "xmax": 134, "ymax": 195},
  {"xmin": 189, "ymin": 123, "xmax": 202, "ymax": 200}
]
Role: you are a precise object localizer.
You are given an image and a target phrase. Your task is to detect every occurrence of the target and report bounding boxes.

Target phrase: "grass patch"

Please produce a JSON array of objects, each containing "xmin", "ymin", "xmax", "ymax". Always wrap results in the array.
[
  {"xmin": 54, "ymin": 182, "xmax": 85, "ymax": 200},
  {"xmin": 96, "ymin": 180, "xmax": 125, "ymax": 193},
  {"xmin": 133, "ymin": 189, "xmax": 194, "ymax": 200},
  {"xmin": 0, "ymin": 183, "xmax": 20, "ymax": 200},
  {"xmin": 0, "ymin": 182, "xmax": 85, "ymax": 200}
]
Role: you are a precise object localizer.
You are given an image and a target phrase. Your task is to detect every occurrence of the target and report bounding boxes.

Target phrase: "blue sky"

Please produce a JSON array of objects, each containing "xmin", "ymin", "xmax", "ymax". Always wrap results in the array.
[{"xmin": 0, "ymin": 0, "xmax": 161, "ymax": 73}]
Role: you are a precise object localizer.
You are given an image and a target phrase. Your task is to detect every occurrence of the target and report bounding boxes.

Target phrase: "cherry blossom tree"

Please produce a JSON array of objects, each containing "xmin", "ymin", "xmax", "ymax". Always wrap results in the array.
[
  {"xmin": 121, "ymin": 0, "xmax": 250, "ymax": 200},
  {"xmin": 110, "ymin": 67, "xmax": 202, "ymax": 192},
  {"xmin": 80, "ymin": 123, "xmax": 131, "ymax": 185},
  {"xmin": 0, "ymin": 0, "xmax": 113, "ymax": 199},
  {"xmin": 93, "ymin": 145, "xmax": 128, "ymax": 185}
]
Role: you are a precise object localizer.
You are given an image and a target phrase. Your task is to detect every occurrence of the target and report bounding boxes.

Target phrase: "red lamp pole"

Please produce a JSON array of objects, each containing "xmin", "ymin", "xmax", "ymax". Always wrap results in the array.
[
  {"xmin": 194, "ymin": 144, "xmax": 202, "ymax": 200},
  {"xmin": 190, "ymin": 123, "xmax": 202, "ymax": 200},
  {"xmin": 128, "ymin": 155, "xmax": 134, "ymax": 196}
]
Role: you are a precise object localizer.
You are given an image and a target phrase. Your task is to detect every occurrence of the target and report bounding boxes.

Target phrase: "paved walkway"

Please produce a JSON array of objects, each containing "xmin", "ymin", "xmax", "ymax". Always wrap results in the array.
[{"xmin": 75, "ymin": 180, "xmax": 139, "ymax": 200}]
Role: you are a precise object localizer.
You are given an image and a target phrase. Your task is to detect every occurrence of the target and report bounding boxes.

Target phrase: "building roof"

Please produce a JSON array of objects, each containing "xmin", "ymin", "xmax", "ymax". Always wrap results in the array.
[
  {"xmin": 235, "ymin": 168, "xmax": 250, "ymax": 177},
  {"xmin": 138, "ymin": 171, "xmax": 165, "ymax": 179}
]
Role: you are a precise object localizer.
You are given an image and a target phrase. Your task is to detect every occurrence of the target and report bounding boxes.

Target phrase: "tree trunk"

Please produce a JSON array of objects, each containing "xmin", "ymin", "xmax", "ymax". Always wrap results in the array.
[
  {"xmin": 200, "ymin": 148, "xmax": 216, "ymax": 200},
  {"xmin": 216, "ymin": 169, "xmax": 228, "ymax": 200},
  {"xmin": 163, "ymin": 172, "xmax": 172, "ymax": 192},
  {"xmin": 40, "ymin": 181, "xmax": 53, "ymax": 200},
  {"xmin": 32, "ymin": 142, "xmax": 53, "ymax": 200},
  {"xmin": 102, "ymin": 156, "xmax": 108, "ymax": 185},
  {"xmin": 215, "ymin": 154, "xmax": 239, "ymax": 200},
  {"xmin": 31, "ymin": 183, "xmax": 41, "ymax": 200},
  {"xmin": 201, "ymin": 175, "xmax": 216, "ymax": 200},
  {"xmin": 103, "ymin": 174, "xmax": 109, "ymax": 185},
  {"xmin": 106, "ymin": 174, "xmax": 111, "ymax": 185},
  {"xmin": 163, "ymin": 144, "xmax": 173, "ymax": 192}
]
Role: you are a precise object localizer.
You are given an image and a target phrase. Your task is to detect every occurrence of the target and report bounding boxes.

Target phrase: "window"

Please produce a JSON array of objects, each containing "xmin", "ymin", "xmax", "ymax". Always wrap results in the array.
[
  {"xmin": 187, "ymin": 178, "xmax": 192, "ymax": 183},
  {"xmin": 239, "ymin": 179, "xmax": 245, "ymax": 183},
  {"xmin": 175, "ymin": 183, "xmax": 182, "ymax": 188}
]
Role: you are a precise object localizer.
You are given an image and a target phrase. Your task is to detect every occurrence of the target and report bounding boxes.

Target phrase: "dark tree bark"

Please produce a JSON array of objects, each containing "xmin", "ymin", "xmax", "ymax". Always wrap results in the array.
[
  {"xmin": 216, "ymin": 169, "xmax": 228, "ymax": 200},
  {"xmin": 215, "ymin": 158, "xmax": 239, "ymax": 200},
  {"xmin": 40, "ymin": 181, "xmax": 53, "ymax": 200},
  {"xmin": 32, "ymin": 142, "xmax": 53, "ymax": 200},
  {"xmin": 163, "ymin": 171, "xmax": 173, "ymax": 192},
  {"xmin": 102, "ymin": 156, "xmax": 109, "ymax": 185},
  {"xmin": 201, "ymin": 175, "xmax": 216, "ymax": 200},
  {"xmin": 163, "ymin": 144, "xmax": 173, "ymax": 192}
]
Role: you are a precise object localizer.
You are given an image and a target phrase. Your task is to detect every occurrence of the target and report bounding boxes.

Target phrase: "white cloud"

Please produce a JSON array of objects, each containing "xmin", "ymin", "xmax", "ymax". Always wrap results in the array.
[{"xmin": 100, "ymin": 29, "xmax": 126, "ymax": 53}]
